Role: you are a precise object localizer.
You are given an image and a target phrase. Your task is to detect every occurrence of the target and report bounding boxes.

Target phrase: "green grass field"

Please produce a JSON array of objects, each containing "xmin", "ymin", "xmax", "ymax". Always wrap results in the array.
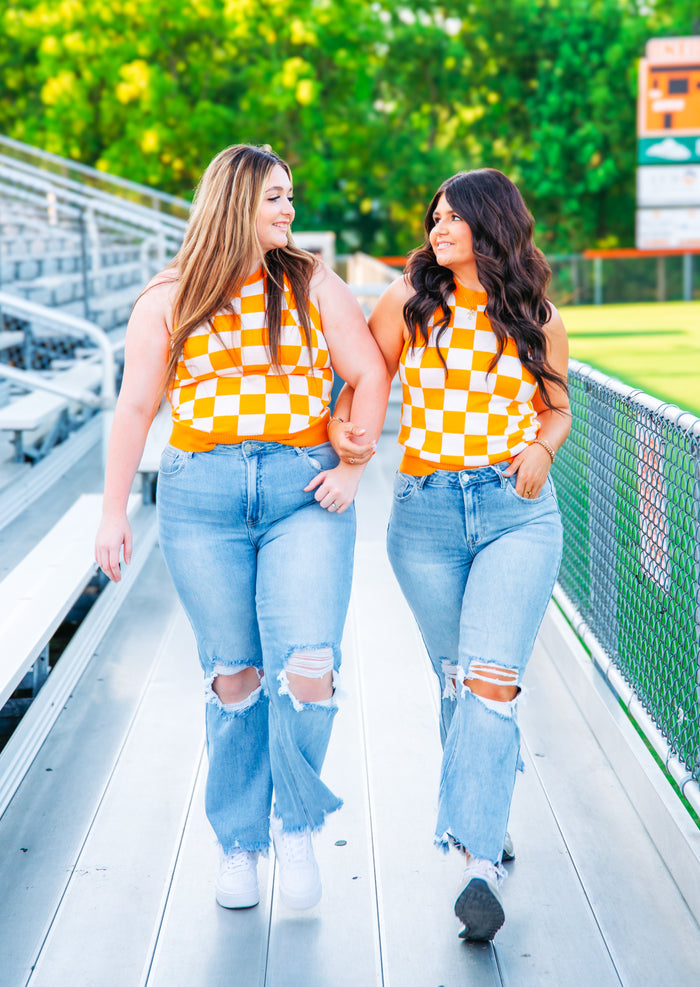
[{"xmin": 560, "ymin": 301, "xmax": 700, "ymax": 418}]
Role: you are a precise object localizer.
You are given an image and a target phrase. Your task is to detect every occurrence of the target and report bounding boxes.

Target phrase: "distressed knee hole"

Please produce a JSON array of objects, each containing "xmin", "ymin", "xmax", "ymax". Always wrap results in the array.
[
  {"xmin": 466, "ymin": 689, "xmax": 518, "ymax": 717},
  {"xmin": 466, "ymin": 661, "xmax": 519, "ymax": 689},
  {"xmin": 279, "ymin": 646, "xmax": 336, "ymax": 710},
  {"xmin": 441, "ymin": 660, "xmax": 460, "ymax": 701},
  {"xmin": 207, "ymin": 665, "xmax": 263, "ymax": 712},
  {"xmin": 285, "ymin": 647, "xmax": 335, "ymax": 679},
  {"xmin": 462, "ymin": 660, "xmax": 520, "ymax": 716}
]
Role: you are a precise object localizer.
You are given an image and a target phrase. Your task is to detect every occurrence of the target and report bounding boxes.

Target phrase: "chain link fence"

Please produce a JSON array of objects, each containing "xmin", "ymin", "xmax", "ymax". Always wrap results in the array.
[
  {"xmin": 552, "ymin": 360, "xmax": 700, "ymax": 786},
  {"xmin": 376, "ymin": 253, "xmax": 698, "ymax": 306},
  {"xmin": 548, "ymin": 252, "xmax": 698, "ymax": 306}
]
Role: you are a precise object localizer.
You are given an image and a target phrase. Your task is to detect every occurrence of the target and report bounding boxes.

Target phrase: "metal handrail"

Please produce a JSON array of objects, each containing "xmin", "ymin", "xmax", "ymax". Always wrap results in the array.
[
  {"xmin": 0, "ymin": 161, "xmax": 186, "ymax": 242},
  {"xmin": 569, "ymin": 358, "xmax": 700, "ymax": 436},
  {"xmin": 0, "ymin": 291, "xmax": 115, "ymax": 407},
  {"xmin": 0, "ymin": 182, "xmax": 84, "ymax": 224},
  {"xmin": 0, "ymin": 156, "xmax": 188, "ymax": 235},
  {"xmin": 0, "ymin": 363, "xmax": 101, "ymax": 408},
  {"xmin": 0, "ymin": 135, "xmax": 190, "ymax": 218}
]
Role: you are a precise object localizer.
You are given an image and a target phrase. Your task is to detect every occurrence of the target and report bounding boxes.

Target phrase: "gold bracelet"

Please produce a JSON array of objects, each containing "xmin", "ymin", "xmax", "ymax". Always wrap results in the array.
[
  {"xmin": 328, "ymin": 416, "xmax": 345, "ymax": 426},
  {"xmin": 532, "ymin": 437, "xmax": 555, "ymax": 463}
]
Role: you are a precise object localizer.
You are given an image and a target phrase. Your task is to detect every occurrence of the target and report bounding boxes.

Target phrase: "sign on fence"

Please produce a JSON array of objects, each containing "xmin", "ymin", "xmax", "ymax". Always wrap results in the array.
[
  {"xmin": 637, "ymin": 164, "xmax": 700, "ymax": 207},
  {"xmin": 638, "ymin": 36, "xmax": 700, "ymax": 138},
  {"xmin": 637, "ymin": 207, "xmax": 700, "ymax": 249},
  {"xmin": 636, "ymin": 37, "xmax": 700, "ymax": 250}
]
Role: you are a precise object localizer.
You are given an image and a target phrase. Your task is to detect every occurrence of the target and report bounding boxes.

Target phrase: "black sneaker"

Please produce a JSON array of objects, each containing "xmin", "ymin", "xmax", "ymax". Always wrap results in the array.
[{"xmin": 455, "ymin": 859, "xmax": 505, "ymax": 941}]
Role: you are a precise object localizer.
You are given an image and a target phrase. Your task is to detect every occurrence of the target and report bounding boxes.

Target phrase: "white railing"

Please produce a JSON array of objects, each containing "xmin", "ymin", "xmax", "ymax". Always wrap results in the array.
[
  {"xmin": 0, "ymin": 292, "xmax": 116, "ymax": 405},
  {"xmin": 0, "ymin": 135, "xmax": 190, "ymax": 219}
]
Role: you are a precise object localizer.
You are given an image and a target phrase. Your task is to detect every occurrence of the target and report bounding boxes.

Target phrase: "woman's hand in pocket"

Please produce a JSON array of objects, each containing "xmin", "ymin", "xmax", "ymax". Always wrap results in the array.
[
  {"xmin": 502, "ymin": 443, "xmax": 551, "ymax": 499},
  {"xmin": 304, "ymin": 462, "xmax": 363, "ymax": 513}
]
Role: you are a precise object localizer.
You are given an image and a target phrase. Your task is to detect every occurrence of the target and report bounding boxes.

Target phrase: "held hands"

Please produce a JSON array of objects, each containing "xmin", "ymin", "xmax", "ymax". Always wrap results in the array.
[
  {"xmin": 304, "ymin": 462, "xmax": 362, "ymax": 514},
  {"xmin": 327, "ymin": 417, "xmax": 376, "ymax": 465},
  {"xmin": 314, "ymin": 414, "xmax": 374, "ymax": 512},
  {"xmin": 502, "ymin": 442, "xmax": 552, "ymax": 499},
  {"xmin": 94, "ymin": 514, "xmax": 132, "ymax": 583}
]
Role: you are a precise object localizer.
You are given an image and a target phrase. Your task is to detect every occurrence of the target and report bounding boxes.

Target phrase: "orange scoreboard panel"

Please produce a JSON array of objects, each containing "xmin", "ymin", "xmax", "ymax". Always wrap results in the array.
[{"xmin": 638, "ymin": 37, "xmax": 700, "ymax": 138}]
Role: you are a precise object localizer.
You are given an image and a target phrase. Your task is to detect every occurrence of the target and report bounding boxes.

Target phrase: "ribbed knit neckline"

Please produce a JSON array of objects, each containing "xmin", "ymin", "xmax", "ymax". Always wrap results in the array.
[{"xmin": 453, "ymin": 280, "xmax": 487, "ymax": 307}]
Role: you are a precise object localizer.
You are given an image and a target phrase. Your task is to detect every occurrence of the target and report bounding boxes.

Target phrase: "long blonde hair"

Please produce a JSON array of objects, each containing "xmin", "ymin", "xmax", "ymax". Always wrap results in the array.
[{"xmin": 164, "ymin": 144, "xmax": 317, "ymax": 383}]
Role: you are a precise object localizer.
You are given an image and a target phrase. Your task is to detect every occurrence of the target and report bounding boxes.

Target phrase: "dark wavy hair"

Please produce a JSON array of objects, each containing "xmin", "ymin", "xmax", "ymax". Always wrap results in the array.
[{"xmin": 403, "ymin": 169, "xmax": 566, "ymax": 410}]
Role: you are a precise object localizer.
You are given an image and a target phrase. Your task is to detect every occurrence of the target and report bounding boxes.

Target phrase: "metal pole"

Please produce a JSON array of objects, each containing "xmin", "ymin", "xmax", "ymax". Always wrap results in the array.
[
  {"xmin": 682, "ymin": 254, "xmax": 693, "ymax": 302},
  {"xmin": 571, "ymin": 255, "xmax": 580, "ymax": 305},
  {"xmin": 79, "ymin": 208, "xmax": 91, "ymax": 319},
  {"xmin": 594, "ymin": 257, "xmax": 603, "ymax": 306},
  {"xmin": 656, "ymin": 256, "xmax": 666, "ymax": 302}
]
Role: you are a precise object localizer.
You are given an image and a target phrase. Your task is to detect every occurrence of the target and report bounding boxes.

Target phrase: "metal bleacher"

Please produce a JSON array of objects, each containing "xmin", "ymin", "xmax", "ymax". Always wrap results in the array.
[
  {"xmin": 0, "ymin": 139, "xmax": 180, "ymax": 815},
  {"xmin": 0, "ymin": 139, "xmax": 698, "ymax": 986},
  {"xmin": 0, "ymin": 137, "xmax": 185, "ymax": 515}
]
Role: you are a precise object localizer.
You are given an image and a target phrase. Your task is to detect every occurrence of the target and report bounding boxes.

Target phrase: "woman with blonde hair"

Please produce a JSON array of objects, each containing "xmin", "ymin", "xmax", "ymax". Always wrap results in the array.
[
  {"xmin": 95, "ymin": 144, "xmax": 390, "ymax": 910},
  {"xmin": 332, "ymin": 168, "xmax": 570, "ymax": 940}
]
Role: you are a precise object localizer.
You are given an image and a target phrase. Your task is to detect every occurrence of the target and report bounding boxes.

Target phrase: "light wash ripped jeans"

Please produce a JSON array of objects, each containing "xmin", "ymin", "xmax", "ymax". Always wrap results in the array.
[
  {"xmin": 387, "ymin": 461, "xmax": 562, "ymax": 864},
  {"xmin": 157, "ymin": 439, "xmax": 355, "ymax": 854}
]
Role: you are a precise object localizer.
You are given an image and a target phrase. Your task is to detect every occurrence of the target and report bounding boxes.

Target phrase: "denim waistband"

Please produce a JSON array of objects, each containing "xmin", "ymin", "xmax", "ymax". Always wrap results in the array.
[
  {"xmin": 408, "ymin": 461, "xmax": 511, "ymax": 489},
  {"xmin": 196, "ymin": 439, "xmax": 330, "ymax": 458}
]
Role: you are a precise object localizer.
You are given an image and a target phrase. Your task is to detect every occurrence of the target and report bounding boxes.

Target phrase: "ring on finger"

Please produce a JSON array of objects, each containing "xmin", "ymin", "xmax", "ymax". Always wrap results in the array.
[{"xmin": 329, "ymin": 501, "xmax": 337, "ymax": 510}]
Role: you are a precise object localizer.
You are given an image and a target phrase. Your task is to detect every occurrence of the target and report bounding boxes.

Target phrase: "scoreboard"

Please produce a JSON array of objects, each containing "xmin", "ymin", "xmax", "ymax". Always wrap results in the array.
[{"xmin": 636, "ymin": 37, "xmax": 700, "ymax": 249}]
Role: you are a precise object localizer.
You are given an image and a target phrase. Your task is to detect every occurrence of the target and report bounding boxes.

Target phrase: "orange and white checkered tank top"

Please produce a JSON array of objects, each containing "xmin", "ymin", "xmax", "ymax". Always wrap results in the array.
[
  {"xmin": 168, "ymin": 267, "xmax": 332, "ymax": 451},
  {"xmin": 398, "ymin": 284, "xmax": 539, "ymax": 474}
]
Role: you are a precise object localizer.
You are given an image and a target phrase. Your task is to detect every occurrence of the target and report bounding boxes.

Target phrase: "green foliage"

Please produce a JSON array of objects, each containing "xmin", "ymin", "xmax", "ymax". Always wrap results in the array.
[
  {"xmin": 0, "ymin": 0, "xmax": 694, "ymax": 255},
  {"xmin": 503, "ymin": 0, "xmax": 650, "ymax": 251}
]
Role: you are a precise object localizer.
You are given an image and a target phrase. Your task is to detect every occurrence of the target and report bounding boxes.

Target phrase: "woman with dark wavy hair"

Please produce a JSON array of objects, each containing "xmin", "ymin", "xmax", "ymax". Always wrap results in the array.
[
  {"xmin": 95, "ymin": 144, "xmax": 390, "ymax": 912},
  {"xmin": 331, "ymin": 168, "xmax": 570, "ymax": 940}
]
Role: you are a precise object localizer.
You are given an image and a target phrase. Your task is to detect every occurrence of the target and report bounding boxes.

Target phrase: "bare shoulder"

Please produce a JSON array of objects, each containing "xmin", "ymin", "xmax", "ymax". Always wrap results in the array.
[
  {"xmin": 131, "ymin": 270, "xmax": 179, "ymax": 330},
  {"xmin": 309, "ymin": 260, "xmax": 353, "ymax": 304},
  {"xmin": 541, "ymin": 301, "xmax": 569, "ymax": 373},
  {"xmin": 386, "ymin": 273, "xmax": 415, "ymax": 301},
  {"xmin": 543, "ymin": 301, "xmax": 567, "ymax": 339},
  {"xmin": 370, "ymin": 274, "xmax": 415, "ymax": 323},
  {"xmin": 142, "ymin": 268, "xmax": 179, "ymax": 301}
]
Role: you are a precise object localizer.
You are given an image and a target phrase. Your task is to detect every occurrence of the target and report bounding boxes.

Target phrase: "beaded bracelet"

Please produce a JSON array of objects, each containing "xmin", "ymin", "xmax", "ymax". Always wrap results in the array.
[
  {"xmin": 532, "ymin": 437, "xmax": 555, "ymax": 463},
  {"xmin": 328, "ymin": 416, "xmax": 345, "ymax": 426}
]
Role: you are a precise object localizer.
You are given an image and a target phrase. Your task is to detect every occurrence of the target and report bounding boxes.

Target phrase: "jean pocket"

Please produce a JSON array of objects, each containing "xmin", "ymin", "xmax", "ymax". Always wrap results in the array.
[
  {"xmin": 299, "ymin": 441, "xmax": 338, "ymax": 472},
  {"xmin": 159, "ymin": 444, "xmax": 192, "ymax": 477},
  {"xmin": 393, "ymin": 472, "xmax": 419, "ymax": 502},
  {"xmin": 505, "ymin": 473, "xmax": 553, "ymax": 503}
]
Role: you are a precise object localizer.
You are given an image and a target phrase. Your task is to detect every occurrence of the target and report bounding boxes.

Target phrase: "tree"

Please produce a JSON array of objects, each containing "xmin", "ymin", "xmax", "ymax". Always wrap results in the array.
[{"xmin": 0, "ymin": 0, "xmax": 688, "ymax": 254}]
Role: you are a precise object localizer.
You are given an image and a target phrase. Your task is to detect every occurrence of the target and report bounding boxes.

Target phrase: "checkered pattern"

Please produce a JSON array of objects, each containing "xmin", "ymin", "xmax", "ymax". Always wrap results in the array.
[
  {"xmin": 170, "ymin": 268, "xmax": 332, "ymax": 440},
  {"xmin": 398, "ymin": 285, "xmax": 539, "ymax": 467}
]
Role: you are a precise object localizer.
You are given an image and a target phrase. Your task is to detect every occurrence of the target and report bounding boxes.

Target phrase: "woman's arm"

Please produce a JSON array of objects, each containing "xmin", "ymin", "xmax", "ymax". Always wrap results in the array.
[
  {"xmin": 304, "ymin": 264, "xmax": 392, "ymax": 511},
  {"xmin": 503, "ymin": 305, "xmax": 572, "ymax": 498},
  {"xmin": 95, "ymin": 278, "xmax": 174, "ymax": 581},
  {"xmin": 329, "ymin": 276, "xmax": 412, "ymax": 463},
  {"xmin": 314, "ymin": 264, "xmax": 391, "ymax": 440}
]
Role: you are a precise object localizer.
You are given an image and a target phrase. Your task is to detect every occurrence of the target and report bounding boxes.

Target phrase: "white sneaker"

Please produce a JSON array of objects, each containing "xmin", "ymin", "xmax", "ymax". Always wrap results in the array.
[
  {"xmin": 215, "ymin": 849, "xmax": 260, "ymax": 908},
  {"xmin": 270, "ymin": 813, "xmax": 322, "ymax": 909},
  {"xmin": 455, "ymin": 857, "xmax": 505, "ymax": 941},
  {"xmin": 502, "ymin": 831, "xmax": 515, "ymax": 862}
]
